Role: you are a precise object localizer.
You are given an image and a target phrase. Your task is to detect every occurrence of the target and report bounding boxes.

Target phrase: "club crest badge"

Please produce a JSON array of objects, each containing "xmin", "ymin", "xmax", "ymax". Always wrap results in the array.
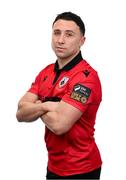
[{"xmin": 59, "ymin": 77, "xmax": 69, "ymax": 88}]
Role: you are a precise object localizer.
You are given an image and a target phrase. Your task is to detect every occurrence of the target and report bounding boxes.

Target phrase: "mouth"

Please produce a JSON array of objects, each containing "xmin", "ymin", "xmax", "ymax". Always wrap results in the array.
[
  {"xmin": 55, "ymin": 47, "xmax": 66, "ymax": 52},
  {"xmin": 56, "ymin": 47, "xmax": 65, "ymax": 49}
]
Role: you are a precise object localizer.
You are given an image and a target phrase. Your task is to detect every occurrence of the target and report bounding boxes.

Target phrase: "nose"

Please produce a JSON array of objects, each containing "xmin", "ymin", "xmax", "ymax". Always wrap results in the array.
[{"xmin": 57, "ymin": 34, "xmax": 65, "ymax": 44}]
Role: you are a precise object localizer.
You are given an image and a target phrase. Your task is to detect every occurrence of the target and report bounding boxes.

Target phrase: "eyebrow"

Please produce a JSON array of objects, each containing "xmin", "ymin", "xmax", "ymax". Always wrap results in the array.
[{"xmin": 53, "ymin": 29, "xmax": 75, "ymax": 34}]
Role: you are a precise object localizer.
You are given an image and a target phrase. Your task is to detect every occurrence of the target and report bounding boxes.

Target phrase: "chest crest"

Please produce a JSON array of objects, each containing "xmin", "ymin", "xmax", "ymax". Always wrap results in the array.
[{"xmin": 59, "ymin": 76, "xmax": 69, "ymax": 88}]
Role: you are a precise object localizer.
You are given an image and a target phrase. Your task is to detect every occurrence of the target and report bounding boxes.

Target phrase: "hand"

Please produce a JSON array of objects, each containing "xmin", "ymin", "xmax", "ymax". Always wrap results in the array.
[
  {"xmin": 35, "ymin": 100, "xmax": 59, "ymax": 112},
  {"xmin": 35, "ymin": 100, "xmax": 42, "ymax": 104},
  {"xmin": 39, "ymin": 101, "xmax": 59, "ymax": 120},
  {"xmin": 43, "ymin": 101, "xmax": 60, "ymax": 112}
]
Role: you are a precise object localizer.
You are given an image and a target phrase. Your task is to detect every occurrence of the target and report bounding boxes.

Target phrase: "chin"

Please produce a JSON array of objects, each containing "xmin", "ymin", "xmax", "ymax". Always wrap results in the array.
[{"xmin": 56, "ymin": 52, "xmax": 66, "ymax": 59}]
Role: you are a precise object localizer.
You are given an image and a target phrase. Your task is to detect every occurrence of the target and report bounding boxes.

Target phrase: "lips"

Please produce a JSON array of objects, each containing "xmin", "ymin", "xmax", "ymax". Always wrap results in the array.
[
  {"xmin": 56, "ymin": 47, "xmax": 66, "ymax": 50},
  {"xmin": 55, "ymin": 47, "xmax": 66, "ymax": 52}
]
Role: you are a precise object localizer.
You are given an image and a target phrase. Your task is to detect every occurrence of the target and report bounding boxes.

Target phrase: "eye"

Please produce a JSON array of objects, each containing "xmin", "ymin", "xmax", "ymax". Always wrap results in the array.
[
  {"xmin": 65, "ymin": 33, "xmax": 73, "ymax": 37},
  {"xmin": 53, "ymin": 30, "xmax": 61, "ymax": 36}
]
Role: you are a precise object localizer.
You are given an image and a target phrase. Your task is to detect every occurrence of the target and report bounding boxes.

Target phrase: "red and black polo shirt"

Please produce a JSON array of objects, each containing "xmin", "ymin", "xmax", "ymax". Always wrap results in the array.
[{"xmin": 28, "ymin": 51, "xmax": 102, "ymax": 176}]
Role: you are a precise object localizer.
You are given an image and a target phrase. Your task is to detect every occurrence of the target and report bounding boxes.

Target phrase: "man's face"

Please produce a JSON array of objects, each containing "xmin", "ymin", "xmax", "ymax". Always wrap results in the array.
[{"xmin": 52, "ymin": 19, "xmax": 85, "ymax": 60}]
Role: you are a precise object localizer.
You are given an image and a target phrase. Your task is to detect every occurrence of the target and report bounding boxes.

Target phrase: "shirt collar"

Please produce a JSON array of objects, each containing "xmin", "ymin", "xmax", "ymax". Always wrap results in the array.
[{"xmin": 54, "ymin": 51, "xmax": 83, "ymax": 72}]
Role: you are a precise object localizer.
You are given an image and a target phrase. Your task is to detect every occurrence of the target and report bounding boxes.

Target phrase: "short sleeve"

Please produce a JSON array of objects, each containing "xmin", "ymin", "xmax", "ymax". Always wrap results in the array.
[
  {"xmin": 27, "ymin": 64, "xmax": 55, "ymax": 96},
  {"xmin": 28, "ymin": 71, "xmax": 43, "ymax": 95},
  {"xmin": 62, "ymin": 72, "xmax": 98, "ymax": 113}
]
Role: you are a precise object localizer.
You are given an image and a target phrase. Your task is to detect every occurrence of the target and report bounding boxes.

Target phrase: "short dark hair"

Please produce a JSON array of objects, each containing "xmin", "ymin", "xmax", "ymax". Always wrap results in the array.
[{"xmin": 53, "ymin": 12, "xmax": 85, "ymax": 36}]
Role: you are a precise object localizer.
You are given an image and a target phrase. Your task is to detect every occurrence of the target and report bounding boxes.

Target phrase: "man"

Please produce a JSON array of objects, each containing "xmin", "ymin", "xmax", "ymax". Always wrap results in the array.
[{"xmin": 16, "ymin": 12, "xmax": 102, "ymax": 179}]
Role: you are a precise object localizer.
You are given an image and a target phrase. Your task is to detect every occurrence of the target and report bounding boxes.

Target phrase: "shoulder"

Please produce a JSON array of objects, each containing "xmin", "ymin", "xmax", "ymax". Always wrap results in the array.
[
  {"xmin": 36, "ymin": 63, "xmax": 55, "ymax": 78},
  {"xmin": 69, "ymin": 61, "xmax": 102, "ymax": 103},
  {"xmin": 68, "ymin": 60, "xmax": 102, "ymax": 98},
  {"xmin": 39, "ymin": 63, "xmax": 54, "ymax": 73},
  {"xmin": 70, "ymin": 59, "xmax": 99, "ymax": 83}
]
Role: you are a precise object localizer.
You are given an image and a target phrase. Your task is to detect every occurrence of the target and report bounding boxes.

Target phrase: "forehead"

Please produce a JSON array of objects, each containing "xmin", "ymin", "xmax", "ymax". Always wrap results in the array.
[{"xmin": 53, "ymin": 19, "xmax": 80, "ymax": 32}]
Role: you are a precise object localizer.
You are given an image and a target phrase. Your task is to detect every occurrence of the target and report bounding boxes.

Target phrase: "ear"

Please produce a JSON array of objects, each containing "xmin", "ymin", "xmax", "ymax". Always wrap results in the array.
[{"xmin": 80, "ymin": 36, "xmax": 86, "ymax": 46}]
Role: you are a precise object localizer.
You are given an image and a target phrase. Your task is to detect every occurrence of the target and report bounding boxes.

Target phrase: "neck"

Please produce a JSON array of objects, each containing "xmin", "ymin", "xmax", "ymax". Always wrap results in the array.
[{"xmin": 57, "ymin": 51, "xmax": 80, "ymax": 69}]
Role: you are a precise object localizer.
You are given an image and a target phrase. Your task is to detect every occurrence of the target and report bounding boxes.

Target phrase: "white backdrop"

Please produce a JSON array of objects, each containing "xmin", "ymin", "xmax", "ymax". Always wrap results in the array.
[{"xmin": 0, "ymin": 0, "xmax": 126, "ymax": 179}]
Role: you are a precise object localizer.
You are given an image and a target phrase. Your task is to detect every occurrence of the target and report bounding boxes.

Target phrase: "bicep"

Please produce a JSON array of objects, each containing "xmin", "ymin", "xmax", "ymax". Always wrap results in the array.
[
  {"xmin": 41, "ymin": 100, "xmax": 82, "ymax": 135},
  {"xmin": 57, "ymin": 100, "xmax": 82, "ymax": 122},
  {"xmin": 55, "ymin": 100, "xmax": 82, "ymax": 133}
]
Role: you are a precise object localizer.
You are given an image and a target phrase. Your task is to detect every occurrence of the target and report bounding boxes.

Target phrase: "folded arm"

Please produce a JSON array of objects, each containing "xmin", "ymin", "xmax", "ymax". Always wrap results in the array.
[
  {"xmin": 41, "ymin": 100, "xmax": 82, "ymax": 135},
  {"xmin": 16, "ymin": 92, "xmax": 82, "ymax": 135},
  {"xmin": 16, "ymin": 92, "xmax": 59, "ymax": 122}
]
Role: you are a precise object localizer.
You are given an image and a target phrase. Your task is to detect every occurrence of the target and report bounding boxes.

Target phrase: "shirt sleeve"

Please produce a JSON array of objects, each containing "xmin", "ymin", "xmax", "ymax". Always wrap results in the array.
[
  {"xmin": 28, "ymin": 71, "xmax": 43, "ymax": 95},
  {"xmin": 62, "ymin": 72, "xmax": 98, "ymax": 113}
]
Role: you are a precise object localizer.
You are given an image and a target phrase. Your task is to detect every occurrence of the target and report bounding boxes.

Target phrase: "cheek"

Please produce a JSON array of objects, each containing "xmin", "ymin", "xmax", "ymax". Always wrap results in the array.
[
  {"xmin": 52, "ymin": 36, "xmax": 56, "ymax": 43},
  {"xmin": 51, "ymin": 38, "xmax": 54, "ymax": 44},
  {"xmin": 69, "ymin": 40, "xmax": 80, "ymax": 50},
  {"xmin": 51, "ymin": 38, "xmax": 56, "ymax": 48}
]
